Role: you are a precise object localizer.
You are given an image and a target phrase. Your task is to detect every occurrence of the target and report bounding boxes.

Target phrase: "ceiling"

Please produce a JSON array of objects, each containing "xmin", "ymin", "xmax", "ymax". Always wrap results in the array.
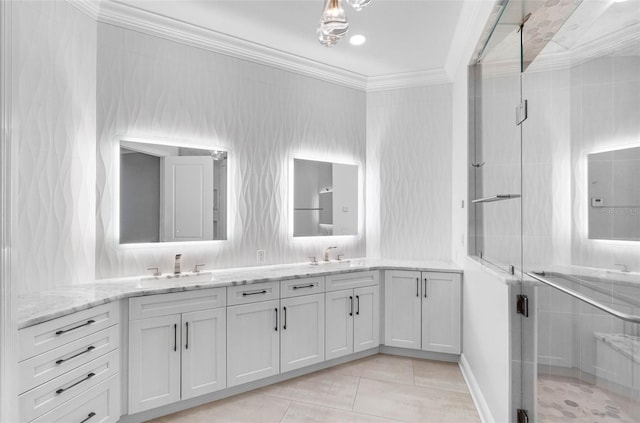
[
  {"xmin": 110, "ymin": 0, "xmax": 466, "ymax": 79},
  {"xmin": 481, "ymin": 0, "xmax": 640, "ymax": 67}
]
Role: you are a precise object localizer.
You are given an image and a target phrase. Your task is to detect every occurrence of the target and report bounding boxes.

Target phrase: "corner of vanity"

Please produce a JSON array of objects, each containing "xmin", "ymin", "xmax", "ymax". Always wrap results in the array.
[{"xmin": 17, "ymin": 260, "xmax": 463, "ymax": 423}]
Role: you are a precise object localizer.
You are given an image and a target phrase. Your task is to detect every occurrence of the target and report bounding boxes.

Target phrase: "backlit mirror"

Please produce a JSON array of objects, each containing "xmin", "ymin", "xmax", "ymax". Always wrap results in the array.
[
  {"xmin": 120, "ymin": 140, "xmax": 227, "ymax": 243},
  {"xmin": 588, "ymin": 146, "xmax": 640, "ymax": 241},
  {"xmin": 293, "ymin": 158, "xmax": 358, "ymax": 237}
]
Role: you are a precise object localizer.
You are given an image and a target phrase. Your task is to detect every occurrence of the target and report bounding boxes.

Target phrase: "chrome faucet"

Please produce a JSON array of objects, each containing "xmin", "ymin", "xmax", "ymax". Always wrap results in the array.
[
  {"xmin": 324, "ymin": 246, "xmax": 337, "ymax": 262},
  {"xmin": 614, "ymin": 263, "xmax": 630, "ymax": 273},
  {"xmin": 174, "ymin": 254, "xmax": 182, "ymax": 275}
]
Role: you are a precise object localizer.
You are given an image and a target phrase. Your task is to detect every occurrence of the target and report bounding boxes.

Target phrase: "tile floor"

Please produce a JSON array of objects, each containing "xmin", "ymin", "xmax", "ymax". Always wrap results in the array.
[{"xmin": 147, "ymin": 354, "xmax": 481, "ymax": 423}]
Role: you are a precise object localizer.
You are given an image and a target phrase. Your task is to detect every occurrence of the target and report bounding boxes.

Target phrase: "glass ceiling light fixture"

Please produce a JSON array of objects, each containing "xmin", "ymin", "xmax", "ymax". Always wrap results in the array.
[
  {"xmin": 345, "ymin": 0, "xmax": 372, "ymax": 12},
  {"xmin": 317, "ymin": 0, "xmax": 371, "ymax": 47}
]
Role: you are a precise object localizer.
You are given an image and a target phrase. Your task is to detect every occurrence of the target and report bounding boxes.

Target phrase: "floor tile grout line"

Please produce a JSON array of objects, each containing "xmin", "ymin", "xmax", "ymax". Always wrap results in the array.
[
  {"xmin": 411, "ymin": 357, "xmax": 416, "ymax": 386},
  {"xmin": 278, "ymin": 399, "xmax": 294, "ymax": 423},
  {"xmin": 351, "ymin": 376, "xmax": 361, "ymax": 411}
]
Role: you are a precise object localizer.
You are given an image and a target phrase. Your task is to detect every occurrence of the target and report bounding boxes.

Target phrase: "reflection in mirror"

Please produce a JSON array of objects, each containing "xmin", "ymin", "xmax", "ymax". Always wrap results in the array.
[
  {"xmin": 293, "ymin": 159, "xmax": 358, "ymax": 237},
  {"xmin": 120, "ymin": 140, "xmax": 227, "ymax": 243},
  {"xmin": 588, "ymin": 147, "xmax": 640, "ymax": 241}
]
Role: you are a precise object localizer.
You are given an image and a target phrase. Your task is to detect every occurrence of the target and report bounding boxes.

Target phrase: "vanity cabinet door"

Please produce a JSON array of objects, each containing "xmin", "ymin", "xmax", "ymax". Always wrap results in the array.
[
  {"xmin": 280, "ymin": 294, "xmax": 325, "ymax": 373},
  {"xmin": 353, "ymin": 285, "xmax": 379, "ymax": 353},
  {"xmin": 129, "ymin": 314, "xmax": 181, "ymax": 414},
  {"xmin": 181, "ymin": 308, "xmax": 226, "ymax": 400},
  {"xmin": 421, "ymin": 272, "xmax": 461, "ymax": 354},
  {"xmin": 325, "ymin": 290, "xmax": 354, "ymax": 360},
  {"xmin": 384, "ymin": 270, "xmax": 422, "ymax": 350},
  {"xmin": 227, "ymin": 300, "xmax": 280, "ymax": 387}
]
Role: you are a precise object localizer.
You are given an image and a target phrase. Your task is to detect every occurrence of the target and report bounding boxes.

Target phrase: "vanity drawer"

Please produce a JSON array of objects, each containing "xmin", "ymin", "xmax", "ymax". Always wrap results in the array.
[
  {"xmin": 19, "ymin": 302, "xmax": 119, "ymax": 362},
  {"xmin": 129, "ymin": 287, "xmax": 226, "ymax": 320},
  {"xmin": 19, "ymin": 350, "xmax": 119, "ymax": 422},
  {"xmin": 227, "ymin": 282, "xmax": 279, "ymax": 306},
  {"xmin": 31, "ymin": 374, "xmax": 120, "ymax": 423},
  {"xmin": 280, "ymin": 277, "xmax": 325, "ymax": 298},
  {"xmin": 19, "ymin": 325, "xmax": 120, "ymax": 394},
  {"xmin": 325, "ymin": 271, "xmax": 379, "ymax": 292}
]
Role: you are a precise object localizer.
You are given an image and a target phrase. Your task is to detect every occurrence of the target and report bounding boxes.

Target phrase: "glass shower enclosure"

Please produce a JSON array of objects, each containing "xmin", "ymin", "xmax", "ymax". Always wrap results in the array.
[{"xmin": 470, "ymin": 0, "xmax": 640, "ymax": 421}]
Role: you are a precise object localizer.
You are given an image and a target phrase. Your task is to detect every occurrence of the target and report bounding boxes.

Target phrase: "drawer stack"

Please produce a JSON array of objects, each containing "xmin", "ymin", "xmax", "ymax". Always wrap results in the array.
[{"xmin": 18, "ymin": 302, "xmax": 121, "ymax": 423}]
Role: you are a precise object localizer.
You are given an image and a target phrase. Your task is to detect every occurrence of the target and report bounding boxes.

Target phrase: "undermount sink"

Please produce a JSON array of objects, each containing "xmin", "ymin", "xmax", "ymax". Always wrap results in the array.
[
  {"xmin": 139, "ymin": 271, "xmax": 214, "ymax": 288},
  {"xmin": 311, "ymin": 259, "xmax": 365, "ymax": 269}
]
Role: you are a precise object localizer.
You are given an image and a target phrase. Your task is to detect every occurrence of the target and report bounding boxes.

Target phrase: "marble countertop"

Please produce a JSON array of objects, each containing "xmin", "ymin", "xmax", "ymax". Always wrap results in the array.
[{"xmin": 18, "ymin": 258, "xmax": 461, "ymax": 329}]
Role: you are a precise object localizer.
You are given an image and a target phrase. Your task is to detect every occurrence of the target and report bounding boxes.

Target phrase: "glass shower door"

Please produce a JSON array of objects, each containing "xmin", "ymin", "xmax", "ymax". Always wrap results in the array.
[{"xmin": 521, "ymin": 0, "xmax": 640, "ymax": 421}]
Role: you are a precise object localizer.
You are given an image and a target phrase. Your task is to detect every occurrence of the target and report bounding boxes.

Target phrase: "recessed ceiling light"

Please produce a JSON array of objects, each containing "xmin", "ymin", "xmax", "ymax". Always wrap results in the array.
[{"xmin": 349, "ymin": 34, "xmax": 366, "ymax": 46}]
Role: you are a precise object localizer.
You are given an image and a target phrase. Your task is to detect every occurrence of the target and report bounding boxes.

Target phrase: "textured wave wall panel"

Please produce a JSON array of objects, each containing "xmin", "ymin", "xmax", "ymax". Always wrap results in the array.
[
  {"xmin": 12, "ymin": 1, "xmax": 97, "ymax": 294},
  {"xmin": 96, "ymin": 24, "xmax": 366, "ymax": 278},
  {"xmin": 367, "ymin": 84, "xmax": 453, "ymax": 261}
]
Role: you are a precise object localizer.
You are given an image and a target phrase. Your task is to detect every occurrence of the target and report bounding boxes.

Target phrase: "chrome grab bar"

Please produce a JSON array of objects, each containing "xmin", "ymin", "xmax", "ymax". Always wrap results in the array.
[{"xmin": 526, "ymin": 271, "xmax": 640, "ymax": 324}]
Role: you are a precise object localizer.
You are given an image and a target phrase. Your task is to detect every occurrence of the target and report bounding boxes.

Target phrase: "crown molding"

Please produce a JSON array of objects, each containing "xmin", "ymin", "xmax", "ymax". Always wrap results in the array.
[
  {"xmin": 66, "ymin": 0, "xmax": 100, "ymax": 20},
  {"xmin": 367, "ymin": 69, "xmax": 451, "ymax": 92},
  {"xmin": 74, "ymin": 0, "xmax": 453, "ymax": 92},
  {"xmin": 444, "ymin": 0, "xmax": 495, "ymax": 79}
]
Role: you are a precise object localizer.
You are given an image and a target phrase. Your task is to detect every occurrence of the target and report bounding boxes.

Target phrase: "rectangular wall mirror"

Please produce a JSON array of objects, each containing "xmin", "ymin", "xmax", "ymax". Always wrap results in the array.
[
  {"xmin": 293, "ymin": 158, "xmax": 358, "ymax": 237},
  {"xmin": 588, "ymin": 146, "xmax": 640, "ymax": 241},
  {"xmin": 120, "ymin": 140, "xmax": 228, "ymax": 243}
]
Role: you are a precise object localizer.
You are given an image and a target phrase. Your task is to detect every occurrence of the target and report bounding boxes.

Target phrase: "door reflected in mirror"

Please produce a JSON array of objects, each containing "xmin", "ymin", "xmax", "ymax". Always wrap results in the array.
[
  {"xmin": 120, "ymin": 140, "xmax": 227, "ymax": 244},
  {"xmin": 588, "ymin": 146, "xmax": 640, "ymax": 241},
  {"xmin": 293, "ymin": 158, "xmax": 358, "ymax": 237}
]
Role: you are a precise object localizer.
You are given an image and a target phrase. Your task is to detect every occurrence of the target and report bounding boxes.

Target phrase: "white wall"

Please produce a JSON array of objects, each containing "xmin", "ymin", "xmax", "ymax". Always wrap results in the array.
[
  {"xmin": 366, "ymin": 84, "xmax": 453, "ymax": 261},
  {"xmin": 450, "ymin": 2, "xmax": 511, "ymax": 422},
  {"xmin": 95, "ymin": 24, "xmax": 366, "ymax": 278},
  {"xmin": 12, "ymin": 1, "xmax": 97, "ymax": 294}
]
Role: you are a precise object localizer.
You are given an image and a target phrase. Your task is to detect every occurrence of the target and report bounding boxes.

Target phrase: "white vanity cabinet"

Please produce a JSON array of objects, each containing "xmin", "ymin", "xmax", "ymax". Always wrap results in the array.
[
  {"xmin": 325, "ymin": 271, "xmax": 380, "ymax": 360},
  {"xmin": 128, "ymin": 288, "xmax": 226, "ymax": 414},
  {"xmin": 18, "ymin": 302, "xmax": 121, "ymax": 423},
  {"xmin": 227, "ymin": 278, "xmax": 326, "ymax": 385},
  {"xmin": 385, "ymin": 270, "xmax": 461, "ymax": 354},
  {"xmin": 226, "ymin": 281, "xmax": 280, "ymax": 387},
  {"xmin": 280, "ymin": 277, "xmax": 325, "ymax": 372}
]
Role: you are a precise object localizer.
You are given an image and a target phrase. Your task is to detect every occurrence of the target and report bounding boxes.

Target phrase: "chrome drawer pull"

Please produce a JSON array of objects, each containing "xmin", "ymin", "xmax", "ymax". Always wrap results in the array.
[
  {"xmin": 242, "ymin": 290, "xmax": 267, "ymax": 296},
  {"xmin": 55, "ymin": 346, "xmax": 96, "ymax": 365},
  {"xmin": 80, "ymin": 412, "xmax": 96, "ymax": 423},
  {"xmin": 55, "ymin": 320, "xmax": 95, "ymax": 335},
  {"xmin": 56, "ymin": 372, "xmax": 95, "ymax": 394},
  {"xmin": 292, "ymin": 284, "xmax": 314, "ymax": 290}
]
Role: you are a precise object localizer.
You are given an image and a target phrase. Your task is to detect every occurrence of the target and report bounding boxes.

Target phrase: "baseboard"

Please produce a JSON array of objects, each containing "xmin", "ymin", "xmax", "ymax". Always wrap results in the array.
[
  {"xmin": 380, "ymin": 345, "xmax": 459, "ymax": 363},
  {"xmin": 459, "ymin": 354, "xmax": 494, "ymax": 423},
  {"xmin": 119, "ymin": 348, "xmax": 380, "ymax": 423}
]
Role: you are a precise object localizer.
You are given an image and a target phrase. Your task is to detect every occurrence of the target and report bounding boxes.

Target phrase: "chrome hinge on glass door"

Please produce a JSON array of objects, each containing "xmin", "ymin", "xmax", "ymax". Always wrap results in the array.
[
  {"xmin": 517, "ymin": 408, "xmax": 529, "ymax": 423},
  {"xmin": 516, "ymin": 100, "xmax": 528, "ymax": 125},
  {"xmin": 516, "ymin": 295, "xmax": 529, "ymax": 317}
]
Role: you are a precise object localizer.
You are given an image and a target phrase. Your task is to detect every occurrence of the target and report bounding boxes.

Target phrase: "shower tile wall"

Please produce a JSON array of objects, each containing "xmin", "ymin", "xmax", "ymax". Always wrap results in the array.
[
  {"xmin": 480, "ymin": 55, "xmax": 640, "ymax": 273},
  {"xmin": 366, "ymin": 85, "xmax": 453, "ymax": 261},
  {"xmin": 570, "ymin": 55, "xmax": 640, "ymax": 272},
  {"xmin": 521, "ymin": 68, "xmax": 572, "ymax": 271},
  {"xmin": 96, "ymin": 24, "xmax": 366, "ymax": 279},
  {"xmin": 476, "ymin": 67, "xmax": 522, "ymax": 268},
  {"xmin": 12, "ymin": 1, "xmax": 97, "ymax": 294}
]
